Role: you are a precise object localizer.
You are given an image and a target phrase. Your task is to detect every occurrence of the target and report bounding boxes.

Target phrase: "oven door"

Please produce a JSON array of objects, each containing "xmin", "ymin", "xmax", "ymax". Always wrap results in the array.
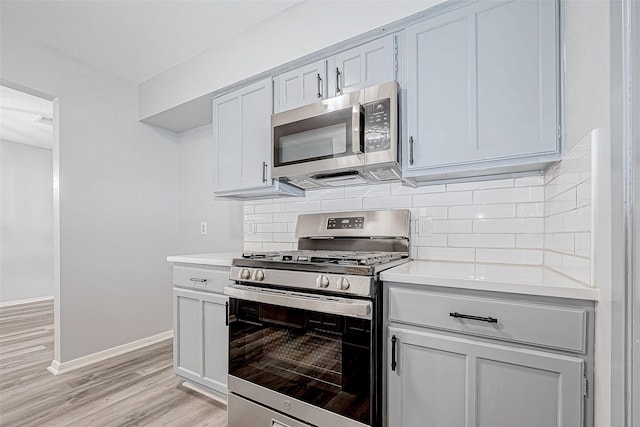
[{"xmin": 225, "ymin": 284, "xmax": 377, "ymax": 426}]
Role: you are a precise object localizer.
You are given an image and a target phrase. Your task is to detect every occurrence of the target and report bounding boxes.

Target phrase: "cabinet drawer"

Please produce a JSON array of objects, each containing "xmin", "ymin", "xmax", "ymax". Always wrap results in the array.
[
  {"xmin": 173, "ymin": 266, "xmax": 232, "ymax": 294},
  {"xmin": 388, "ymin": 288, "xmax": 587, "ymax": 353}
]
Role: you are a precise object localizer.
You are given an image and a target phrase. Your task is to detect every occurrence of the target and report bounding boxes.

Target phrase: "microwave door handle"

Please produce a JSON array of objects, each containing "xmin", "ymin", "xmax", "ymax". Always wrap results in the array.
[{"xmin": 352, "ymin": 103, "xmax": 363, "ymax": 154}]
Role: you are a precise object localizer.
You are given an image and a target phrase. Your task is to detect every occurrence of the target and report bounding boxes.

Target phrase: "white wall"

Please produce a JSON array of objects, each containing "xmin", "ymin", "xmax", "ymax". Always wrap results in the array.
[
  {"xmin": 0, "ymin": 140, "xmax": 54, "ymax": 303},
  {"xmin": 176, "ymin": 125, "xmax": 243, "ymax": 253},
  {"xmin": 139, "ymin": 0, "xmax": 446, "ymax": 119},
  {"xmin": 0, "ymin": 35, "xmax": 179, "ymax": 363}
]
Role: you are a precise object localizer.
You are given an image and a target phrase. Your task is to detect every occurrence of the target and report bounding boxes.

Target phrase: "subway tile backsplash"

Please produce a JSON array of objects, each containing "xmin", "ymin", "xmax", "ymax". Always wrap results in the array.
[{"xmin": 243, "ymin": 135, "xmax": 594, "ymax": 285}]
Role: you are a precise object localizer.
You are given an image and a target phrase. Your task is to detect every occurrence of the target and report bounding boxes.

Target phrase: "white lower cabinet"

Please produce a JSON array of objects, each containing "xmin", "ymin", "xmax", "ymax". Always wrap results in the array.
[
  {"xmin": 173, "ymin": 287, "xmax": 228, "ymax": 398},
  {"xmin": 385, "ymin": 285, "xmax": 594, "ymax": 427}
]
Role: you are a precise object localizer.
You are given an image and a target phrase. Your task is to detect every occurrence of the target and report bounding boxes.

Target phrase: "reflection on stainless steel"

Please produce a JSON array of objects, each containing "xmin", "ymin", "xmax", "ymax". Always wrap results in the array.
[
  {"xmin": 271, "ymin": 81, "xmax": 399, "ymax": 189},
  {"xmin": 224, "ymin": 285, "xmax": 373, "ymax": 319},
  {"xmin": 228, "ymin": 209, "xmax": 410, "ymax": 427}
]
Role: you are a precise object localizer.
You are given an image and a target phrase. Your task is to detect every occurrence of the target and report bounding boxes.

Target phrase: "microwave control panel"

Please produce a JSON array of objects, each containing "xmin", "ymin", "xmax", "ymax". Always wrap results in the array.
[
  {"xmin": 363, "ymin": 98, "xmax": 391, "ymax": 152},
  {"xmin": 327, "ymin": 217, "xmax": 365, "ymax": 230}
]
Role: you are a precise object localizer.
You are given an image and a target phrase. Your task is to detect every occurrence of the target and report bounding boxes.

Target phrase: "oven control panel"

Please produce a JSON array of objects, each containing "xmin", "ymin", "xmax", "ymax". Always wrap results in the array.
[{"xmin": 327, "ymin": 216, "xmax": 364, "ymax": 230}]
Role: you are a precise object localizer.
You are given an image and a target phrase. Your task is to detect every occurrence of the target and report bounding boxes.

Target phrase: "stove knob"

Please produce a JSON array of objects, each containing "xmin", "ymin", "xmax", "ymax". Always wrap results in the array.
[
  {"xmin": 239, "ymin": 268, "xmax": 251, "ymax": 280},
  {"xmin": 336, "ymin": 277, "xmax": 350, "ymax": 290},
  {"xmin": 254, "ymin": 270, "xmax": 265, "ymax": 281},
  {"xmin": 316, "ymin": 275, "xmax": 330, "ymax": 288}
]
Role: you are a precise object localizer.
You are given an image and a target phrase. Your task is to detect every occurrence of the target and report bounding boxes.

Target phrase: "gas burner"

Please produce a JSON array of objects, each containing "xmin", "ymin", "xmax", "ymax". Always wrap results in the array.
[{"xmin": 241, "ymin": 250, "xmax": 405, "ymax": 266}]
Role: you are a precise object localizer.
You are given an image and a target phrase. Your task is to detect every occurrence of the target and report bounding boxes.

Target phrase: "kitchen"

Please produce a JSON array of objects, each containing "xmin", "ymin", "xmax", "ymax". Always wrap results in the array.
[{"xmin": 0, "ymin": 1, "xmax": 637, "ymax": 427}]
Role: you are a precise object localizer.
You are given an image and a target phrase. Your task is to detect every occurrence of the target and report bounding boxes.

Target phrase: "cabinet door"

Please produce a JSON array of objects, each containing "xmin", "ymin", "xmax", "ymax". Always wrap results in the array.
[
  {"xmin": 201, "ymin": 292, "xmax": 229, "ymax": 394},
  {"xmin": 173, "ymin": 288, "xmax": 228, "ymax": 396},
  {"xmin": 213, "ymin": 78, "xmax": 272, "ymax": 192},
  {"xmin": 329, "ymin": 35, "xmax": 395, "ymax": 97},
  {"xmin": 405, "ymin": 0, "xmax": 558, "ymax": 173},
  {"xmin": 387, "ymin": 327, "xmax": 584, "ymax": 427},
  {"xmin": 273, "ymin": 60, "xmax": 326, "ymax": 113}
]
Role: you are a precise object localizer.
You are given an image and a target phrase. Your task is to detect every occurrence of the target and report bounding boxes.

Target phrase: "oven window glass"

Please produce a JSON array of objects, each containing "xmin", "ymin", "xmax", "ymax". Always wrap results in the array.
[
  {"xmin": 273, "ymin": 106, "xmax": 363, "ymax": 167},
  {"xmin": 229, "ymin": 299, "xmax": 373, "ymax": 425}
]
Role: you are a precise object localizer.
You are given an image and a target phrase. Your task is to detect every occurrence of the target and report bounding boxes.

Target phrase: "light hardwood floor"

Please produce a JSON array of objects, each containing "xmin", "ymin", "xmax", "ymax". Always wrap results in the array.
[{"xmin": 0, "ymin": 300, "xmax": 227, "ymax": 426}]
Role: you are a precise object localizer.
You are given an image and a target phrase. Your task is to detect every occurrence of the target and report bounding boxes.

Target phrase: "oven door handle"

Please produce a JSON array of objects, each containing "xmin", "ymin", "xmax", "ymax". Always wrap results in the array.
[{"xmin": 224, "ymin": 286, "xmax": 373, "ymax": 320}]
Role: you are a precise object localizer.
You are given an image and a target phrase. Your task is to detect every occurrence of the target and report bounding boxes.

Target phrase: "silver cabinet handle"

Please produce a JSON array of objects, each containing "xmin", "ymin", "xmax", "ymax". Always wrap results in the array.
[
  {"xmin": 317, "ymin": 73, "xmax": 322, "ymax": 99},
  {"xmin": 262, "ymin": 161, "xmax": 268, "ymax": 183},
  {"xmin": 409, "ymin": 136, "xmax": 414, "ymax": 166},
  {"xmin": 189, "ymin": 278, "xmax": 207, "ymax": 283},
  {"xmin": 335, "ymin": 67, "xmax": 341, "ymax": 95}
]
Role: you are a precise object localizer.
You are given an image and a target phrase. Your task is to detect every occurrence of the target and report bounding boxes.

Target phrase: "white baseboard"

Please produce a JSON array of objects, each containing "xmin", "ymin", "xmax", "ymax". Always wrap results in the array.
[
  {"xmin": 0, "ymin": 296, "xmax": 54, "ymax": 308},
  {"xmin": 47, "ymin": 330, "xmax": 173, "ymax": 375},
  {"xmin": 181, "ymin": 381, "xmax": 228, "ymax": 406}
]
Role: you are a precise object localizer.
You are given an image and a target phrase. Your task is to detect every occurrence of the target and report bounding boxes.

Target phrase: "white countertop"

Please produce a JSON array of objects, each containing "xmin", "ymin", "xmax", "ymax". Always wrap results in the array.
[
  {"xmin": 380, "ymin": 260, "xmax": 599, "ymax": 301},
  {"xmin": 166, "ymin": 252, "xmax": 241, "ymax": 267}
]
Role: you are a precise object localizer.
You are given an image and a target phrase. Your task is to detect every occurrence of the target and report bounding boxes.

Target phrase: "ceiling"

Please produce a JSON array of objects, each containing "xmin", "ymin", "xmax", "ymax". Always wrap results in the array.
[
  {"xmin": 0, "ymin": 0, "xmax": 302, "ymax": 85},
  {"xmin": 0, "ymin": 86, "xmax": 53, "ymax": 150}
]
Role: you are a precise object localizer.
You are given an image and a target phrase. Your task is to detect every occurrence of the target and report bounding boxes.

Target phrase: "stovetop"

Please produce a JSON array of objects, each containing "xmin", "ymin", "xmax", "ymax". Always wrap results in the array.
[{"xmin": 240, "ymin": 250, "xmax": 405, "ymax": 266}]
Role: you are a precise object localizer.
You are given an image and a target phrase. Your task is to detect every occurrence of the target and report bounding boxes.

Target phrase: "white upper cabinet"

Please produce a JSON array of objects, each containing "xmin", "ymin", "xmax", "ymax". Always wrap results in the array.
[
  {"xmin": 273, "ymin": 60, "xmax": 326, "ymax": 114},
  {"xmin": 404, "ymin": 0, "xmax": 560, "ymax": 182},
  {"xmin": 328, "ymin": 34, "xmax": 395, "ymax": 98},
  {"xmin": 213, "ymin": 78, "xmax": 272, "ymax": 193},
  {"xmin": 273, "ymin": 34, "xmax": 395, "ymax": 114}
]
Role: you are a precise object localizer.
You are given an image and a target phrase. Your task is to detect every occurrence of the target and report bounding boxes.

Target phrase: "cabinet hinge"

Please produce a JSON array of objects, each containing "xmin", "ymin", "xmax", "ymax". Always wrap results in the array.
[
  {"xmin": 582, "ymin": 377, "xmax": 588, "ymax": 396},
  {"xmin": 393, "ymin": 39, "xmax": 398, "ymax": 76}
]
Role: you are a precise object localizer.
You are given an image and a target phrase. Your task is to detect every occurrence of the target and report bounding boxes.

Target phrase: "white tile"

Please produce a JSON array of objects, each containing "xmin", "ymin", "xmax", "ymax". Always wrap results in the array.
[
  {"xmin": 321, "ymin": 198, "xmax": 363, "ymax": 211},
  {"xmin": 561, "ymin": 254, "xmax": 591, "ymax": 284},
  {"xmin": 514, "ymin": 175, "xmax": 545, "ymax": 187},
  {"xmin": 516, "ymin": 234, "xmax": 544, "ymax": 249},
  {"xmin": 544, "ymin": 187, "xmax": 577, "ymax": 216},
  {"xmin": 575, "ymin": 232, "xmax": 591, "ymax": 257},
  {"xmin": 413, "ymin": 191, "xmax": 473, "ymax": 207},
  {"xmin": 363, "ymin": 195, "xmax": 412, "ymax": 209},
  {"xmin": 243, "ymin": 204, "xmax": 255, "ymax": 214},
  {"xmin": 576, "ymin": 180, "xmax": 591, "ymax": 208},
  {"xmin": 249, "ymin": 198, "xmax": 275, "ymax": 205},
  {"xmin": 245, "ymin": 233, "xmax": 272, "ymax": 242},
  {"xmin": 271, "ymin": 212, "xmax": 299, "ymax": 223},
  {"xmin": 244, "ymin": 214, "xmax": 273, "ymax": 223},
  {"xmin": 544, "ymin": 250, "xmax": 563, "ymax": 271},
  {"xmin": 548, "ymin": 233, "xmax": 575, "ymax": 254},
  {"xmin": 255, "ymin": 203, "xmax": 284, "ymax": 213},
  {"xmin": 410, "ymin": 207, "xmax": 448, "ymax": 220},
  {"xmin": 448, "ymin": 234, "xmax": 515, "ymax": 248},
  {"xmin": 391, "ymin": 182, "xmax": 445, "ymax": 195},
  {"xmin": 256, "ymin": 223, "xmax": 288, "ymax": 233},
  {"xmin": 448, "ymin": 204, "xmax": 516, "ymax": 219},
  {"xmin": 562, "ymin": 206, "xmax": 591, "ymax": 232},
  {"xmin": 287, "ymin": 223, "xmax": 297, "ymax": 232},
  {"xmin": 305, "ymin": 188, "xmax": 345, "ymax": 200},
  {"xmin": 476, "ymin": 248, "xmax": 543, "ymax": 265},
  {"xmin": 285, "ymin": 200, "xmax": 322, "ymax": 212},
  {"xmin": 413, "ymin": 234, "xmax": 448, "ymax": 247},
  {"xmin": 344, "ymin": 184, "xmax": 390, "ymax": 198},
  {"xmin": 272, "ymin": 233, "xmax": 297, "ymax": 243},
  {"xmin": 263, "ymin": 242, "xmax": 295, "ymax": 251},
  {"xmin": 473, "ymin": 187, "xmax": 544, "ymax": 204},
  {"xmin": 473, "ymin": 218, "xmax": 544, "ymax": 234},
  {"xmin": 446, "ymin": 178, "xmax": 513, "ymax": 192},
  {"xmin": 544, "ymin": 216, "xmax": 564, "ymax": 233},
  {"xmin": 243, "ymin": 242, "xmax": 262, "ymax": 252},
  {"xmin": 432, "ymin": 219, "xmax": 472, "ymax": 233},
  {"xmin": 417, "ymin": 247, "xmax": 476, "ymax": 262},
  {"xmin": 516, "ymin": 203, "xmax": 544, "ymax": 218}
]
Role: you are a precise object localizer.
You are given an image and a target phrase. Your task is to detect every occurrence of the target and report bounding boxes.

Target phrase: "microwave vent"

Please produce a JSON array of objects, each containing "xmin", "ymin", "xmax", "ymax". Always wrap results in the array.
[
  {"xmin": 369, "ymin": 168, "xmax": 401, "ymax": 181},
  {"xmin": 290, "ymin": 178, "xmax": 321, "ymax": 189}
]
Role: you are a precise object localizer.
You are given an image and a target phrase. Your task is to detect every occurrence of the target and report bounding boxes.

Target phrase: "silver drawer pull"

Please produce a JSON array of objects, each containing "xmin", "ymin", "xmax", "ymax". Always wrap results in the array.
[{"xmin": 189, "ymin": 278, "xmax": 208, "ymax": 283}]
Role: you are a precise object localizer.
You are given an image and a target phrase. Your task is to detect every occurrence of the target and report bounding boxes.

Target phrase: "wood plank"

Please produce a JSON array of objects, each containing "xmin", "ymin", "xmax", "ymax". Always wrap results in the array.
[{"xmin": 0, "ymin": 301, "xmax": 228, "ymax": 426}]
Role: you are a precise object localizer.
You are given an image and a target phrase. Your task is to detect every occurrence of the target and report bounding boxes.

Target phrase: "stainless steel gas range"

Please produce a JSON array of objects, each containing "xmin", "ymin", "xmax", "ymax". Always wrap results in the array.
[{"xmin": 225, "ymin": 210, "xmax": 410, "ymax": 427}]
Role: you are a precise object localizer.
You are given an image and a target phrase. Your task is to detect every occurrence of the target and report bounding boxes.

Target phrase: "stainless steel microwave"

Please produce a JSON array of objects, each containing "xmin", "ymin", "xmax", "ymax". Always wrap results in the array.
[{"xmin": 271, "ymin": 81, "xmax": 400, "ymax": 189}]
